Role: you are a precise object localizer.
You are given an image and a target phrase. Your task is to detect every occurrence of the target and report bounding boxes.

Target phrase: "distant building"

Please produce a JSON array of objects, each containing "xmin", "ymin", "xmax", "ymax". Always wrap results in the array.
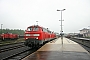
[{"xmin": 80, "ymin": 28, "xmax": 90, "ymax": 37}]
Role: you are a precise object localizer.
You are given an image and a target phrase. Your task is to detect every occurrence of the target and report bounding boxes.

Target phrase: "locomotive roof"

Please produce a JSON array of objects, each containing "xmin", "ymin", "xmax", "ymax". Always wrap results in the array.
[
  {"xmin": 27, "ymin": 25, "xmax": 54, "ymax": 33},
  {"xmin": 28, "ymin": 25, "xmax": 45, "ymax": 28},
  {"xmin": 28, "ymin": 25, "xmax": 50, "ymax": 30}
]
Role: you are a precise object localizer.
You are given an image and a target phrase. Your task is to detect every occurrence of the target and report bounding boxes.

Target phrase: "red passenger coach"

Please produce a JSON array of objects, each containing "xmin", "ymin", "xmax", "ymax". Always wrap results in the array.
[{"xmin": 24, "ymin": 25, "xmax": 56, "ymax": 47}]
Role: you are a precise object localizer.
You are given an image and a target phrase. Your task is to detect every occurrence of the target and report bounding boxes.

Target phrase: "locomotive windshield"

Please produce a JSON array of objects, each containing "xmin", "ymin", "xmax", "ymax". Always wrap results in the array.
[
  {"xmin": 27, "ymin": 27, "xmax": 33, "ymax": 31},
  {"xmin": 33, "ymin": 27, "xmax": 39, "ymax": 31},
  {"xmin": 27, "ymin": 27, "xmax": 39, "ymax": 31}
]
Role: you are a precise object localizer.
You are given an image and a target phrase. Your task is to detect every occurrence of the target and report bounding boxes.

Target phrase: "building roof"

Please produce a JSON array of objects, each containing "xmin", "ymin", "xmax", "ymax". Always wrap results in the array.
[{"xmin": 80, "ymin": 28, "xmax": 89, "ymax": 31}]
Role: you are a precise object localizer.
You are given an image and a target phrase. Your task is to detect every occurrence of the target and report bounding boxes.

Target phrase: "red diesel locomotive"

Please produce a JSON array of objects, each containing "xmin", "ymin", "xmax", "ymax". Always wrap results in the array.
[
  {"xmin": 24, "ymin": 25, "xmax": 56, "ymax": 47},
  {"xmin": 0, "ymin": 32, "xmax": 19, "ymax": 40}
]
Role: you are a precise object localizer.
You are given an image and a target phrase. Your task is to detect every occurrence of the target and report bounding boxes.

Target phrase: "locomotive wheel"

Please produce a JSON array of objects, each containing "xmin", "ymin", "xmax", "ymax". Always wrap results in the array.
[
  {"xmin": 40, "ymin": 42, "xmax": 44, "ymax": 46},
  {"xmin": 35, "ymin": 44, "xmax": 40, "ymax": 47},
  {"xmin": 24, "ymin": 41, "xmax": 29, "ymax": 46}
]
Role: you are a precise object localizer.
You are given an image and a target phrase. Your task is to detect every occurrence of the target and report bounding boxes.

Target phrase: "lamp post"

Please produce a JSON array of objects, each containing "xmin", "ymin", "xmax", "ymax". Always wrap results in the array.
[
  {"xmin": 57, "ymin": 9, "xmax": 66, "ymax": 45},
  {"xmin": 1, "ymin": 24, "xmax": 3, "ymax": 34}
]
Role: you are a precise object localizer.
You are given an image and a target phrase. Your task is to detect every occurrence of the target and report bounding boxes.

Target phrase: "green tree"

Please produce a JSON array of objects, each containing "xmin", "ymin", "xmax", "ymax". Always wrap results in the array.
[{"xmin": 0, "ymin": 29, "xmax": 25, "ymax": 35}]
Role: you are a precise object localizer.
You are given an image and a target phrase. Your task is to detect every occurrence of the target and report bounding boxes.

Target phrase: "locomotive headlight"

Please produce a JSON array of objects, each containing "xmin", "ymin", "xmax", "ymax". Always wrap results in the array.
[
  {"xmin": 33, "ymin": 34, "xmax": 40, "ymax": 36},
  {"xmin": 25, "ymin": 34, "xmax": 30, "ymax": 36},
  {"xmin": 26, "ymin": 38, "xmax": 28, "ymax": 39},
  {"xmin": 36, "ymin": 37, "xmax": 38, "ymax": 39}
]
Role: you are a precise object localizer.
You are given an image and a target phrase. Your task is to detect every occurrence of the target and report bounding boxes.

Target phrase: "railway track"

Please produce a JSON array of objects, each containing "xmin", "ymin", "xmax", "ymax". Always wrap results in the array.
[
  {"xmin": 0, "ymin": 42, "xmax": 24, "ymax": 49},
  {"xmin": 0, "ymin": 38, "xmax": 25, "ymax": 47},
  {"xmin": 1, "ymin": 46, "xmax": 42, "ymax": 60},
  {"xmin": 69, "ymin": 38, "xmax": 90, "ymax": 53},
  {"xmin": 0, "ymin": 44, "xmax": 25, "ymax": 53},
  {"xmin": 0, "ymin": 42, "xmax": 42, "ymax": 60},
  {"xmin": 0, "ymin": 38, "xmax": 57, "ymax": 60},
  {"xmin": 2, "ymin": 47, "xmax": 39, "ymax": 60}
]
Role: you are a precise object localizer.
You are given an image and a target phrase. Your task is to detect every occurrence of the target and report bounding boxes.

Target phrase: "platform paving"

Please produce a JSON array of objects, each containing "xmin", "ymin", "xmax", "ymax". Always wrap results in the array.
[{"xmin": 22, "ymin": 37, "xmax": 90, "ymax": 60}]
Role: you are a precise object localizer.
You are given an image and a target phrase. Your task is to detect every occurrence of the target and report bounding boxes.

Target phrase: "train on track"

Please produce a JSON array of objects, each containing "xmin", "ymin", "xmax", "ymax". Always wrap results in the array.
[
  {"xmin": 24, "ymin": 25, "xmax": 56, "ymax": 47},
  {"xmin": 0, "ymin": 32, "xmax": 19, "ymax": 40}
]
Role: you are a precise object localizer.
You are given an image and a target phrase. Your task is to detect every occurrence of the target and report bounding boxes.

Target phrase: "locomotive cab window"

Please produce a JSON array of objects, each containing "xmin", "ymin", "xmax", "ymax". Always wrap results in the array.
[
  {"xmin": 43, "ymin": 28, "xmax": 48, "ymax": 32},
  {"xmin": 27, "ymin": 27, "xmax": 33, "ymax": 31}
]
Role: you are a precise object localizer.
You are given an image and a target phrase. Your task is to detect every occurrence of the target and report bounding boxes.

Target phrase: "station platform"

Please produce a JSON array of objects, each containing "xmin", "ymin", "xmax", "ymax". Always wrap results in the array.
[{"xmin": 22, "ymin": 37, "xmax": 90, "ymax": 60}]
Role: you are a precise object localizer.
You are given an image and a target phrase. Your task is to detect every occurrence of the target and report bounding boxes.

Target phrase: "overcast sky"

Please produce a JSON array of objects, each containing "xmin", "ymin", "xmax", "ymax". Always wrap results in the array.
[{"xmin": 0, "ymin": 0, "xmax": 90, "ymax": 33}]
